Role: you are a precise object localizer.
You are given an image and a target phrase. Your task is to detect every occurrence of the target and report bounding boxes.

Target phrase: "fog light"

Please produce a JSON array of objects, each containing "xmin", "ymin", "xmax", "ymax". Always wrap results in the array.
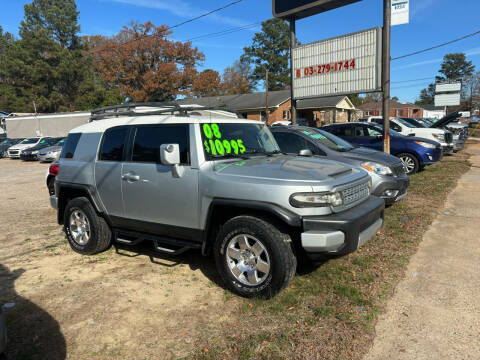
[
  {"xmin": 384, "ymin": 190, "xmax": 399, "ymax": 197},
  {"xmin": 428, "ymin": 155, "xmax": 433, "ymax": 161}
]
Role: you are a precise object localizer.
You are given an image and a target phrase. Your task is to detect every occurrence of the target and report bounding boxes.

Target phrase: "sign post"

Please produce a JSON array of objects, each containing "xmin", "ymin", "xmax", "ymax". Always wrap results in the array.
[{"xmin": 382, "ymin": 0, "xmax": 391, "ymax": 154}]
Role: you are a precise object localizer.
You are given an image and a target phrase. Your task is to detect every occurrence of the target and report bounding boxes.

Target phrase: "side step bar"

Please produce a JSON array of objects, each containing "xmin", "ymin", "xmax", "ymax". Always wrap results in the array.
[{"xmin": 113, "ymin": 229, "xmax": 201, "ymax": 256}]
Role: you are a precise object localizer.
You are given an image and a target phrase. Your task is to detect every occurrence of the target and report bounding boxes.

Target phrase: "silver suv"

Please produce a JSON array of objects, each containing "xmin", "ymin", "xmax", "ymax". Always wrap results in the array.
[{"xmin": 50, "ymin": 104, "xmax": 384, "ymax": 298}]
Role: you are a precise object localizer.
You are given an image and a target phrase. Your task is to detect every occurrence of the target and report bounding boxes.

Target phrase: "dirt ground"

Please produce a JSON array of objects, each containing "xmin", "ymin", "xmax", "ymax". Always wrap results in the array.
[{"xmin": 0, "ymin": 159, "xmax": 232, "ymax": 360}]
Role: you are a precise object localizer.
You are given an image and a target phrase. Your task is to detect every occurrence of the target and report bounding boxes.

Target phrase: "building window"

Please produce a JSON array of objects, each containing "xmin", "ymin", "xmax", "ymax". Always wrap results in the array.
[
  {"xmin": 396, "ymin": 109, "xmax": 402, "ymax": 117},
  {"xmin": 365, "ymin": 111, "xmax": 371, "ymax": 116},
  {"xmin": 282, "ymin": 110, "xmax": 290, "ymax": 120}
]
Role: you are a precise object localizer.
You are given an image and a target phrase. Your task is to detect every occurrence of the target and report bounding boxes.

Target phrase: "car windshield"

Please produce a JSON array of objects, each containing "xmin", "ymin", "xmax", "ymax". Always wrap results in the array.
[
  {"xmin": 20, "ymin": 137, "xmax": 39, "ymax": 144},
  {"xmin": 301, "ymin": 128, "xmax": 355, "ymax": 152},
  {"xmin": 200, "ymin": 122, "xmax": 279, "ymax": 160},
  {"xmin": 393, "ymin": 117, "xmax": 417, "ymax": 128},
  {"xmin": 55, "ymin": 139, "xmax": 65, "ymax": 146},
  {"xmin": 400, "ymin": 118, "xmax": 424, "ymax": 127},
  {"xmin": 0, "ymin": 139, "xmax": 14, "ymax": 145}
]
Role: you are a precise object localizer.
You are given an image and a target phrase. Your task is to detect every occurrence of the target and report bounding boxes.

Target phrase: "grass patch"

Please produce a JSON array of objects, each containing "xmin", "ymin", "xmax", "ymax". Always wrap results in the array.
[{"xmin": 192, "ymin": 150, "xmax": 471, "ymax": 360}]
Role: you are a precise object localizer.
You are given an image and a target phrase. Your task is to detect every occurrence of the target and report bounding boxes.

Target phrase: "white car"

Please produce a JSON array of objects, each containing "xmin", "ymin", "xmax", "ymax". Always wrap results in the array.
[
  {"xmin": 7, "ymin": 136, "xmax": 51, "ymax": 158},
  {"xmin": 363, "ymin": 117, "xmax": 454, "ymax": 154}
]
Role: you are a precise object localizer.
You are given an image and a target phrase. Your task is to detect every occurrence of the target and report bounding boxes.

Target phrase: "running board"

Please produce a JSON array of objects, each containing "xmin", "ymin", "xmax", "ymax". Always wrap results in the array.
[{"xmin": 113, "ymin": 229, "xmax": 201, "ymax": 256}]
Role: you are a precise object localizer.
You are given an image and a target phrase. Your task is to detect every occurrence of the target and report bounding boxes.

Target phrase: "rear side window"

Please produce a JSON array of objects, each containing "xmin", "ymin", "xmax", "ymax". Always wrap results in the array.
[
  {"xmin": 132, "ymin": 125, "xmax": 189, "ymax": 164},
  {"xmin": 99, "ymin": 127, "xmax": 128, "ymax": 161},
  {"xmin": 60, "ymin": 133, "xmax": 81, "ymax": 159}
]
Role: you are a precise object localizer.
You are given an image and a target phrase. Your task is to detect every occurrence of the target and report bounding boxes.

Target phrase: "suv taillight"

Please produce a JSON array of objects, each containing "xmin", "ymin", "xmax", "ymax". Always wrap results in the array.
[{"xmin": 49, "ymin": 163, "xmax": 59, "ymax": 176}]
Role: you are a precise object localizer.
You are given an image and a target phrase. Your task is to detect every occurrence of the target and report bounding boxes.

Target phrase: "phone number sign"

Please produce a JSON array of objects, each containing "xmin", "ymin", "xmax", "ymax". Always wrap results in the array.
[{"xmin": 292, "ymin": 27, "xmax": 382, "ymax": 99}]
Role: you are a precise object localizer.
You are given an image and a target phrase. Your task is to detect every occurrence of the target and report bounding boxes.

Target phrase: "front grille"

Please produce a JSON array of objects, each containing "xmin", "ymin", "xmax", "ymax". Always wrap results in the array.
[
  {"xmin": 9, "ymin": 150, "xmax": 19, "ymax": 155},
  {"xmin": 391, "ymin": 163, "xmax": 406, "ymax": 176},
  {"xmin": 342, "ymin": 181, "xmax": 370, "ymax": 206},
  {"xmin": 445, "ymin": 132, "xmax": 453, "ymax": 144},
  {"xmin": 437, "ymin": 134, "xmax": 445, "ymax": 142}
]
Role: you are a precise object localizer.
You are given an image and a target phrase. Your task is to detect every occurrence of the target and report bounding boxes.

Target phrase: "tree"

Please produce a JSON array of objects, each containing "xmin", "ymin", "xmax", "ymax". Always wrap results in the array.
[
  {"xmin": 0, "ymin": 0, "xmax": 100, "ymax": 112},
  {"xmin": 92, "ymin": 22, "xmax": 204, "ymax": 102},
  {"xmin": 240, "ymin": 18, "xmax": 294, "ymax": 91},
  {"xmin": 348, "ymin": 94, "xmax": 363, "ymax": 107},
  {"xmin": 437, "ymin": 53, "xmax": 475, "ymax": 82},
  {"xmin": 221, "ymin": 60, "xmax": 253, "ymax": 95},
  {"xmin": 191, "ymin": 69, "xmax": 222, "ymax": 97},
  {"xmin": 363, "ymin": 92, "xmax": 382, "ymax": 103},
  {"xmin": 463, "ymin": 71, "xmax": 480, "ymax": 111},
  {"xmin": 415, "ymin": 83, "xmax": 435, "ymax": 105},
  {"xmin": 391, "ymin": 96, "xmax": 399, "ymax": 102}
]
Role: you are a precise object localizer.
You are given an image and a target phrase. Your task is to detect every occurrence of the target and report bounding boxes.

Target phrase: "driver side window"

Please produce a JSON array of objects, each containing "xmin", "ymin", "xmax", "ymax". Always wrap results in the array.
[{"xmin": 366, "ymin": 127, "xmax": 381, "ymax": 137}]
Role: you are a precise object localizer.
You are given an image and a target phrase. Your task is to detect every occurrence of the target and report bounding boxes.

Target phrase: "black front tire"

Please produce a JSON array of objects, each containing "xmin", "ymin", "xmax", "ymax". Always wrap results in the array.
[
  {"xmin": 214, "ymin": 216, "xmax": 297, "ymax": 298},
  {"xmin": 64, "ymin": 197, "xmax": 112, "ymax": 255},
  {"xmin": 397, "ymin": 153, "xmax": 420, "ymax": 174}
]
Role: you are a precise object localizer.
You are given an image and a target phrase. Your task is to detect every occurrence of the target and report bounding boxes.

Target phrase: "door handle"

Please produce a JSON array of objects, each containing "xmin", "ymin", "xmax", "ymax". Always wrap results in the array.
[{"xmin": 122, "ymin": 173, "xmax": 140, "ymax": 182}]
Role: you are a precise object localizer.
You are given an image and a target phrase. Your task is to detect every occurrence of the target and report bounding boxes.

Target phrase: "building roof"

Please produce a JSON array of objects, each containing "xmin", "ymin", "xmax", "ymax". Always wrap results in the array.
[
  {"xmin": 359, "ymin": 101, "xmax": 421, "ymax": 110},
  {"xmin": 178, "ymin": 90, "xmax": 291, "ymax": 111},
  {"xmin": 297, "ymin": 95, "xmax": 353, "ymax": 109},
  {"xmin": 421, "ymin": 104, "xmax": 445, "ymax": 111},
  {"xmin": 179, "ymin": 91, "xmax": 355, "ymax": 111}
]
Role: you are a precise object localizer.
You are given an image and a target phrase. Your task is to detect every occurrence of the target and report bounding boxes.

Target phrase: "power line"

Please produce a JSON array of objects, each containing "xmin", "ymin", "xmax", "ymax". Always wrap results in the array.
[
  {"xmin": 170, "ymin": 0, "xmax": 244, "ymax": 30},
  {"xmin": 185, "ymin": 22, "xmax": 261, "ymax": 42},
  {"xmin": 392, "ymin": 29, "xmax": 480, "ymax": 61},
  {"xmin": 391, "ymin": 82, "xmax": 432, "ymax": 90},
  {"xmin": 391, "ymin": 77, "xmax": 433, "ymax": 84}
]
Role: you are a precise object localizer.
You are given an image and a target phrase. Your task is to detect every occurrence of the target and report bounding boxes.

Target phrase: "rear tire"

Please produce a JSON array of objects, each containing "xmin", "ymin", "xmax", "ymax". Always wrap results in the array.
[
  {"xmin": 64, "ymin": 197, "xmax": 112, "ymax": 255},
  {"xmin": 214, "ymin": 216, "xmax": 297, "ymax": 298},
  {"xmin": 397, "ymin": 153, "xmax": 419, "ymax": 174}
]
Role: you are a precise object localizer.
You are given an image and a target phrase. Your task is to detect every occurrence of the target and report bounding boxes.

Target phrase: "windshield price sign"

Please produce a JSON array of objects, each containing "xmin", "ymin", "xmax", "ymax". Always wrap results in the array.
[{"xmin": 292, "ymin": 27, "xmax": 382, "ymax": 99}]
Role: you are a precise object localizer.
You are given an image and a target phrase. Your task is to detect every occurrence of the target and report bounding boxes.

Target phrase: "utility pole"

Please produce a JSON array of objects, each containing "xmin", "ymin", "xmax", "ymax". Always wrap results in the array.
[
  {"xmin": 265, "ymin": 70, "xmax": 269, "ymax": 124},
  {"xmin": 289, "ymin": 19, "xmax": 297, "ymax": 124},
  {"xmin": 382, "ymin": 0, "xmax": 391, "ymax": 154}
]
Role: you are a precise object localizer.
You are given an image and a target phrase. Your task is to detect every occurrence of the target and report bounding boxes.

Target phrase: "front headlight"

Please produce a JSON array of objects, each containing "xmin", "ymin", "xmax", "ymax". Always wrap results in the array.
[
  {"xmin": 290, "ymin": 192, "xmax": 343, "ymax": 208},
  {"xmin": 415, "ymin": 141, "xmax": 436, "ymax": 149},
  {"xmin": 32, "ymin": 150, "xmax": 39, "ymax": 155},
  {"xmin": 361, "ymin": 162, "xmax": 393, "ymax": 176}
]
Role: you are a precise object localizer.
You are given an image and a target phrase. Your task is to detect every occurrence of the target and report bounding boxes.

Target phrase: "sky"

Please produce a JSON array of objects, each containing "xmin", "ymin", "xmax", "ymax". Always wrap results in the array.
[{"xmin": 1, "ymin": 0, "xmax": 479, "ymax": 103}]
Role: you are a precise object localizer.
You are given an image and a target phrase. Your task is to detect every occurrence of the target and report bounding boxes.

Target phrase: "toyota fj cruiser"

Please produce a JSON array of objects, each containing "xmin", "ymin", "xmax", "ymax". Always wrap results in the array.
[{"xmin": 50, "ymin": 103, "xmax": 384, "ymax": 298}]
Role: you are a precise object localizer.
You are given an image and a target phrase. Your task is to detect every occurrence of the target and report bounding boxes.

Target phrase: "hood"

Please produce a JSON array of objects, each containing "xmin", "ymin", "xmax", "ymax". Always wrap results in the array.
[
  {"xmin": 431, "ymin": 112, "xmax": 460, "ymax": 128},
  {"xmin": 213, "ymin": 155, "xmax": 356, "ymax": 183},
  {"xmin": 341, "ymin": 147, "xmax": 402, "ymax": 166},
  {"xmin": 39, "ymin": 145, "xmax": 62, "ymax": 154},
  {"xmin": 8, "ymin": 143, "xmax": 38, "ymax": 150},
  {"xmin": 398, "ymin": 135, "xmax": 440, "ymax": 146}
]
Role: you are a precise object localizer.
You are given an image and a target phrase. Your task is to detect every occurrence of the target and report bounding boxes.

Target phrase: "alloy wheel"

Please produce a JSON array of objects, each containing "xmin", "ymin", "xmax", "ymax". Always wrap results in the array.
[{"xmin": 69, "ymin": 209, "xmax": 91, "ymax": 245}]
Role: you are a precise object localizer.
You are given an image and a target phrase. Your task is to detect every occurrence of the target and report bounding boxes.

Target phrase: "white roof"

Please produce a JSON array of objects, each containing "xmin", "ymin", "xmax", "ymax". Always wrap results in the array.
[{"xmin": 72, "ymin": 115, "xmax": 263, "ymax": 134}]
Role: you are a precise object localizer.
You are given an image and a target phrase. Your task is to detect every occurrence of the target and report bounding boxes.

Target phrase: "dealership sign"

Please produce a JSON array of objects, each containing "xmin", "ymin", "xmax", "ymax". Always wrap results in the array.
[
  {"xmin": 391, "ymin": 0, "xmax": 409, "ymax": 26},
  {"xmin": 435, "ymin": 81, "xmax": 462, "ymax": 107},
  {"xmin": 292, "ymin": 27, "xmax": 382, "ymax": 99},
  {"xmin": 272, "ymin": 0, "xmax": 361, "ymax": 20}
]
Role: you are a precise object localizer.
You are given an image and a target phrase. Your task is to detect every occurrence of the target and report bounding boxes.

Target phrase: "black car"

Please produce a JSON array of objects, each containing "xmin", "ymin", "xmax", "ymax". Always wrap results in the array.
[
  {"xmin": 20, "ymin": 137, "xmax": 62, "ymax": 161},
  {"xmin": 0, "ymin": 138, "xmax": 24, "ymax": 158}
]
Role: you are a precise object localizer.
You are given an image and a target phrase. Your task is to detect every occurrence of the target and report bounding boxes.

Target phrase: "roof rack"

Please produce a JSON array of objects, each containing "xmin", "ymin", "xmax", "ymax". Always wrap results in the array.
[{"xmin": 89, "ymin": 102, "xmax": 242, "ymax": 121}]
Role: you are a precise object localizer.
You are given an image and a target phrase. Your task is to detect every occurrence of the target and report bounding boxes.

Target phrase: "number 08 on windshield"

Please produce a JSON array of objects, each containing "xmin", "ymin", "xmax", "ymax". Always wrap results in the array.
[{"xmin": 202, "ymin": 123, "xmax": 246, "ymax": 156}]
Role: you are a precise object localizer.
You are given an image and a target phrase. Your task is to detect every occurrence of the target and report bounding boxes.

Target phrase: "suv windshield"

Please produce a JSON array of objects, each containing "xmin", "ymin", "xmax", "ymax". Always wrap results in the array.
[
  {"xmin": 371, "ymin": 124, "xmax": 403, "ymax": 137},
  {"xmin": 20, "ymin": 137, "xmax": 39, "ymax": 144},
  {"xmin": 393, "ymin": 117, "xmax": 417, "ymax": 128},
  {"xmin": 301, "ymin": 128, "xmax": 354, "ymax": 152},
  {"xmin": 200, "ymin": 122, "xmax": 279, "ymax": 159},
  {"xmin": 55, "ymin": 138, "xmax": 65, "ymax": 146}
]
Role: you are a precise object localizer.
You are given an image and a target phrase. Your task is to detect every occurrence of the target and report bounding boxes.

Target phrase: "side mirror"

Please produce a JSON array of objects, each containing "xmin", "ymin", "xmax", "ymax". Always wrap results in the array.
[
  {"xmin": 160, "ymin": 144, "xmax": 180, "ymax": 165},
  {"xmin": 160, "ymin": 144, "xmax": 184, "ymax": 178},
  {"xmin": 299, "ymin": 149, "xmax": 313, "ymax": 157}
]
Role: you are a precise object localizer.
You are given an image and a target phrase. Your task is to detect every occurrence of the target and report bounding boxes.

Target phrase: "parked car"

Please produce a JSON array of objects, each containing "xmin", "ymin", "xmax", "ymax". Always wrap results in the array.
[
  {"xmin": 46, "ymin": 161, "xmax": 59, "ymax": 195},
  {"xmin": 362, "ymin": 116, "xmax": 454, "ymax": 155},
  {"xmin": 20, "ymin": 137, "xmax": 61, "ymax": 161},
  {"xmin": 429, "ymin": 112, "xmax": 469, "ymax": 152},
  {"xmin": 7, "ymin": 137, "xmax": 51, "ymax": 159},
  {"xmin": 322, "ymin": 122, "xmax": 443, "ymax": 174},
  {"xmin": 50, "ymin": 103, "xmax": 385, "ymax": 298},
  {"xmin": 0, "ymin": 306, "xmax": 5, "ymax": 359},
  {"xmin": 270, "ymin": 126, "xmax": 409, "ymax": 205},
  {"xmin": 0, "ymin": 138, "xmax": 23, "ymax": 158},
  {"xmin": 38, "ymin": 138, "xmax": 66, "ymax": 162}
]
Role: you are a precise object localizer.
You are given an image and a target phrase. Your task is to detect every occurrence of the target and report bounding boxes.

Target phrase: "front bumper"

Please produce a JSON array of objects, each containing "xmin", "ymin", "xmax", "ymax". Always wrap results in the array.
[
  {"xmin": 441, "ymin": 143, "xmax": 454, "ymax": 155},
  {"xmin": 50, "ymin": 195, "xmax": 58, "ymax": 209},
  {"xmin": 38, "ymin": 153, "xmax": 58, "ymax": 162},
  {"xmin": 372, "ymin": 176, "xmax": 410, "ymax": 205},
  {"xmin": 20, "ymin": 153, "xmax": 38, "ymax": 161},
  {"xmin": 7, "ymin": 150, "xmax": 20, "ymax": 158},
  {"xmin": 300, "ymin": 196, "xmax": 384, "ymax": 259}
]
